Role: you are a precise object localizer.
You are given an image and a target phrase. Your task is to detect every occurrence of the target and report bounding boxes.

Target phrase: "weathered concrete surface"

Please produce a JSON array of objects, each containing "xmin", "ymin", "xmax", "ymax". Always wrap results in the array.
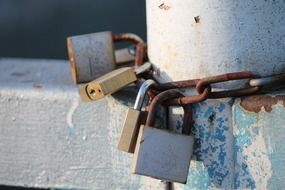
[
  {"xmin": 170, "ymin": 95, "xmax": 285, "ymax": 190},
  {"xmin": 0, "ymin": 58, "xmax": 165, "ymax": 189},
  {"xmin": 1, "ymin": 58, "xmax": 285, "ymax": 189}
]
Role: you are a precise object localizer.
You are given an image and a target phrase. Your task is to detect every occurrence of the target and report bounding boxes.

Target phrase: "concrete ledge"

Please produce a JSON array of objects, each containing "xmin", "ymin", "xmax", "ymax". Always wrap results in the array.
[
  {"xmin": 0, "ymin": 58, "xmax": 164, "ymax": 189},
  {"xmin": 1, "ymin": 58, "xmax": 285, "ymax": 189}
]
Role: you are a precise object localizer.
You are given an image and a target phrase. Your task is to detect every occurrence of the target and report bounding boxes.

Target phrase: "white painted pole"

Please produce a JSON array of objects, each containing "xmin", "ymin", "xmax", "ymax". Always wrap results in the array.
[{"xmin": 147, "ymin": 0, "xmax": 285, "ymax": 87}]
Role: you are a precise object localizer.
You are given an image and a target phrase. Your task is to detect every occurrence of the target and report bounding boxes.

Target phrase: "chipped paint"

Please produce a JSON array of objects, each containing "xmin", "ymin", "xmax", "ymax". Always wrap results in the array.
[
  {"xmin": 172, "ymin": 95, "xmax": 285, "ymax": 190},
  {"xmin": 171, "ymin": 99, "xmax": 235, "ymax": 189},
  {"xmin": 158, "ymin": 3, "xmax": 171, "ymax": 10},
  {"xmin": 233, "ymin": 98, "xmax": 285, "ymax": 189},
  {"xmin": 262, "ymin": 106, "xmax": 285, "ymax": 189},
  {"xmin": 240, "ymin": 95, "xmax": 285, "ymax": 113}
]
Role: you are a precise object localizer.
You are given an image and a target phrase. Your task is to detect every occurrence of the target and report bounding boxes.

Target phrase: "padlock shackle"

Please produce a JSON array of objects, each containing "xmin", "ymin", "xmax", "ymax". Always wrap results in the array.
[
  {"xmin": 146, "ymin": 90, "xmax": 182, "ymax": 126},
  {"xmin": 113, "ymin": 33, "xmax": 144, "ymax": 44},
  {"xmin": 146, "ymin": 89, "xmax": 193, "ymax": 135},
  {"xmin": 134, "ymin": 79, "xmax": 156, "ymax": 110},
  {"xmin": 182, "ymin": 105, "xmax": 193, "ymax": 135}
]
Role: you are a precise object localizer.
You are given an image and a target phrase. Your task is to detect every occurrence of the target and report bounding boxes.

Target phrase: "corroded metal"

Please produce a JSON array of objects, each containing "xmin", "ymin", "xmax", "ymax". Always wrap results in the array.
[
  {"xmin": 164, "ymin": 87, "xmax": 211, "ymax": 106},
  {"xmin": 152, "ymin": 78, "xmax": 199, "ymax": 91},
  {"xmin": 181, "ymin": 104, "xmax": 193, "ymax": 135},
  {"xmin": 134, "ymin": 43, "xmax": 146, "ymax": 67},
  {"xmin": 196, "ymin": 71, "xmax": 255, "ymax": 94},
  {"xmin": 114, "ymin": 33, "xmax": 145, "ymax": 67},
  {"xmin": 146, "ymin": 90, "xmax": 184, "ymax": 126},
  {"xmin": 113, "ymin": 33, "xmax": 144, "ymax": 44},
  {"xmin": 146, "ymin": 89, "xmax": 193, "ymax": 134},
  {"xmin": 240, "ymin": 94, "xmax": 285, "ymax": 113}
]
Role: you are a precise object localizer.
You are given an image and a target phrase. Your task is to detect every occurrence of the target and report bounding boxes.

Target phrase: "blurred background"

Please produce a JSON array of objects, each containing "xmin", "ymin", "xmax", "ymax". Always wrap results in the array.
[
  {"xmin": 0, "ymin": 0, "xmax": 146, "ymax": 189},
  {"xmin": 0, "ymin": 0, "xmax": 146, "ymax": 59}
]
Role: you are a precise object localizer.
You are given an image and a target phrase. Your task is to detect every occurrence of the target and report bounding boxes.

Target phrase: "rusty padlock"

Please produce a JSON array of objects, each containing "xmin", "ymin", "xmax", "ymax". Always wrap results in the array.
[
  {"xmin": 79, "ymin": 62, "xmax": 152, "ymax": 101},
  {"xmin": 67, "ymin": 31, "xmax": 145, "ymax": 84},
  {"xmin": 118, "ymin": 79, "xmax": 156, "ymax": 153},
  {"xmin": 131, "ymin": 90, "xmax": 194, "ymax": 184}
]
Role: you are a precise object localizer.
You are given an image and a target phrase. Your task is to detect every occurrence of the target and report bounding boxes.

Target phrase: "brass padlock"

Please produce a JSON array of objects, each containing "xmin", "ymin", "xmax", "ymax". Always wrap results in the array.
[
  {"xmin": 117, "ymin": 79, "xmax": 156, "ymax": 153},
  {"xmin": 131, "ymin": 90, "xmax": 194, "ymax": 184},
  {"xmin": 67, "ymin": 31, "xmax": 144, "ymax": 84},
  {"xmin": 79, "ymin": 62, "xmax": 152, "ymax": 101}
]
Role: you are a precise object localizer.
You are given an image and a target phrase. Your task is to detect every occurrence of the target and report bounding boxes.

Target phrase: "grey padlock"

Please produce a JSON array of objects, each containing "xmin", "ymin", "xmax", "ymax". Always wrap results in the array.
[
  {"xmin": 131, "ymin": 90, "xmax": 194, "ymax": 184},
  {"xmin": 67, "ymin": 31, "xmax": 144, "ymax": 84}
]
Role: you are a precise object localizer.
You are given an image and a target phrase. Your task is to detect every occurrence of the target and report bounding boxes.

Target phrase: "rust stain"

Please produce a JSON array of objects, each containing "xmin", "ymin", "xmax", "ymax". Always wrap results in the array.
[
  {"xmin": 194, "ymin": 16, "xmax": 200, "ymax": 23},
  {"xmin": 67, "ymin": 37, "xmax": 78, "ymax": 84},
  {"xmin": 240, "ymin": 95, "xmax": 285, "ymax": 113},
  {"xmin": 159, "ymin": 3, "xmax": 171, "ymax": 10},
  {"xmin": 33, "ymin": 84, "xmax": 43, "ymax": 89}
]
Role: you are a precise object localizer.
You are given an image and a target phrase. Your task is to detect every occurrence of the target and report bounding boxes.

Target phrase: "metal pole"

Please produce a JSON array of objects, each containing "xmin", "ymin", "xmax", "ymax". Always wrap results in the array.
[{"xmin": 147, "ymin": 0, "xmax": 285, "ymax": 88}]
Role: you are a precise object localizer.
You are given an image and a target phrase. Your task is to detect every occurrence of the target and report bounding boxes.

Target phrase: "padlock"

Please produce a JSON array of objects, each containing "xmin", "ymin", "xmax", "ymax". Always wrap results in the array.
[
  {"xmin": 79, "ymin": 62, "xmax": 152, "ymax": 101},
  {"xmin": 117, "ymin": 79, "xmax": 156, "ymax": 153},
  {"xmin": 67, "ymin": 31, "xmax": 144, "ymax": 84},
  {"xmin": 131, "ymin": 90, "xmax": 194, "ymax": 184}
]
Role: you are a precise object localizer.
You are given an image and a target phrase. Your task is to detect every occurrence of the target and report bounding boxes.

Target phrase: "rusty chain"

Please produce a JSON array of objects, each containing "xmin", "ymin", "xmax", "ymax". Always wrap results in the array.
[
  {"xmin": 146, "ymin": 89, "xmax": 194, "ymax": 135},
  {"xmin": 249, "ymin": 73, "xmax": 285, "ymax": 88},
  {"xmin": 149, "ymin": 71, "xmax": 285, "ymax": 106}
]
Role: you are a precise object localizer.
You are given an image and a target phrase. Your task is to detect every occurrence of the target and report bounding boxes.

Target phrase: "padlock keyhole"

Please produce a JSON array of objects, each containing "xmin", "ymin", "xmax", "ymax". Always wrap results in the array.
[{"xmin": 89, "ymin": 89, "xmax": 96, "ymax": 95}]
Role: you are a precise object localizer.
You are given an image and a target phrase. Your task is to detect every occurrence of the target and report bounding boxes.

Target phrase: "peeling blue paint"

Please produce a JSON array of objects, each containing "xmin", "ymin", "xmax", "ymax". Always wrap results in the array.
[
  {"xmin": 185, "ymin": 162, "xmax": 212, "ymax": 190},
  {"xmin": 218, "ymin": 103, "xmax": 226, "ymax": 112},
  {"xmin": 218, "ymin": 145, "xmax": 226, "ymax": 165},
  {"xmin": 262, "ymin": 106, "xmax": 285, "ymax": 190},
  {"xmin": 182, "ymin": 98, "xmax": 285, "ymax": 189},
  {"xmin": 204, "ymin": 107, "xmax": 214, "ymax": 118},
  {"xmin": 234, "ymin": 108, "xmax": 257, "ymax": 147},
  {"xmin": 233, "ymin": 106, "xmax": 257, "ymax": 189},
  {"xmin": 189, "ymin": 101, "xmax": 234, "ymax": 189},
  {"xmin": 215, "ymin": 127, "xmax": 226, "ymax": 142}
]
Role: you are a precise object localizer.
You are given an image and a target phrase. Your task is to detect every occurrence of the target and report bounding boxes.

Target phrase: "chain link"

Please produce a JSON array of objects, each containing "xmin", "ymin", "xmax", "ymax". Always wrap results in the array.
[
  {"xmin": 249, "ymin": 73, "xmax": 285, "ymax": 88},
  {"xmin": 151, "ymin": 71, "xmax": 285, "ymax": 105}
]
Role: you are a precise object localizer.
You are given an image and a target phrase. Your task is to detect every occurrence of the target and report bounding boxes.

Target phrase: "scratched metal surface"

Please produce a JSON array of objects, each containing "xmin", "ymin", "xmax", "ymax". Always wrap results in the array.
[{"xmin": 0, "ymin": 58, "xmax": 165, "ymax": 190}]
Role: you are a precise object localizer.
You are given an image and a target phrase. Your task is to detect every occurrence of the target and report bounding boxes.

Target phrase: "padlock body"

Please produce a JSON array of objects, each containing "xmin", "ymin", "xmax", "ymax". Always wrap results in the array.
[
  {"xmin": 131, "ymin": 126, "xmax": 194, "ymax": 184},
  {"xmin": 118, "ymin": 109, "xmax": 147, "ymax": 153},
  {"xmin": 79, "ymin": 67, "xmax": 137, "ymax": 101},
  {"xmin": 67, "ymin": 31, "xmax": 115, "ymax": 84}
]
